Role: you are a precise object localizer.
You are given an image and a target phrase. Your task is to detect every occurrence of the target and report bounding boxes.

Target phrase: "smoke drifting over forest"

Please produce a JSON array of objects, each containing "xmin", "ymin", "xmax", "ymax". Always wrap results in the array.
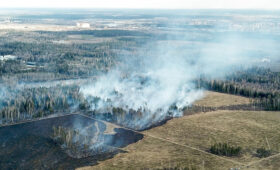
[
  {"xmin": 81, "ymin": 42, "xmax": 204, "ymax": 129},
  {"xmin": 80, "ymin": 31, "xmax": 279, "ymax": 129}
]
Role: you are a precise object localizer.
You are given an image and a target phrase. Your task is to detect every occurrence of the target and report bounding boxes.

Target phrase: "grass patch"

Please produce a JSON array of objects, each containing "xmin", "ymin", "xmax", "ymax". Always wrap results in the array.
[{"xmin": 194, "ymin": 91, "xmax": 251, "ymax": 107}]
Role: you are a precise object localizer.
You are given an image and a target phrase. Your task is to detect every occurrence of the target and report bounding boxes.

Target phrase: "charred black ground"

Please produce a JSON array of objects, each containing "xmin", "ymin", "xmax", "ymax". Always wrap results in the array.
[{"xmin": 0, "ymin": 114, "xmax": 143, "ymax": 170}]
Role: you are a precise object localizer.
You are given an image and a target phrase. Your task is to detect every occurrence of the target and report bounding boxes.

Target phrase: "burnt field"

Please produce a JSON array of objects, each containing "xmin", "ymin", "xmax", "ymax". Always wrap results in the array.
[{"xmin": 0, "ymin": 114, "xmax": 143, "ymax": 170}]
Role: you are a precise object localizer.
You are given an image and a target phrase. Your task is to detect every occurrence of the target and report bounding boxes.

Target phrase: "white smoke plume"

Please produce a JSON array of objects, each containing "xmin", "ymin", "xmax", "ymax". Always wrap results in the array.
[
  {"xmin": 80, "ymin": 27, "xmax": 278, "ymax": 130},
  {"xmin": 81, "ymin": 42, "xmax": 204, "ymax": 129}
]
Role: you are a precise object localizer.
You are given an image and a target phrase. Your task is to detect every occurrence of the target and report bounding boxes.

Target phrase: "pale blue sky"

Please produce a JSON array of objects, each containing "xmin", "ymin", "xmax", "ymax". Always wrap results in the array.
[{"xmin": 1, "ymin": 0, "xmax": 280, "ymax": 9}]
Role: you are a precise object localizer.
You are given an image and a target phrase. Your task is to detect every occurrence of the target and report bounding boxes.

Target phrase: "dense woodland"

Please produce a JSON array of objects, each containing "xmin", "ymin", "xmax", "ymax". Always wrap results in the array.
[
  {"xmin": 0, "ymin": 29, "xmax": 152, "ymax": 125},
  {"xmin": 198, "ymin": 67, "xmax": 280, "ymax": 110},
  {"xmin": 0, "ymin": 85, "xmax": 84, "ymax": 124},
  {"xmin": 1, "ymin": 28, "xmax": 280, "ymax": 128},
  {"xmin": 0, "ymin": 30, "xmax": 150, "ymax": 82},
  {"xmin": 1, "ymin": 66, "xmax": 278, "ymax": 127},
  {"xmin": 0, "ymin": 41, "xmax": 118, "ymax": 76}
]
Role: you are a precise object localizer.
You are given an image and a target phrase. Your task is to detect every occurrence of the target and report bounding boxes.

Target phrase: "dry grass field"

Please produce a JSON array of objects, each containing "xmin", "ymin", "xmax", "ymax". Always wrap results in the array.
[
  {"xmin": 194, "ymin": 91, "xmax": 252, "ymax": 107},
  {"xmin": 145, "ymin": 110, "xmax": 280, "ymax": 164},
  {"xmin": 78, "ymin": 136, "xmax": 240, "ymax": 170},
  {"xmin": 246, "ymin": 154, "xmax": 280, "ymax": 170},
  {"xmin": 78, "ymin": 91, "xmax": 280, "ymax": 170}
]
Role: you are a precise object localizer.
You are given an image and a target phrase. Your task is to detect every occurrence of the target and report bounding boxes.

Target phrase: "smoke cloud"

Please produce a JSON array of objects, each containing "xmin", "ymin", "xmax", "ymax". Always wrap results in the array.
[
  {"xmin": 80, "ymin": 26, "xmax": 279, "ymax": 130},
  {"xmin": 81, "ymin": 41, "xmax": 204, "ymax": 129}
]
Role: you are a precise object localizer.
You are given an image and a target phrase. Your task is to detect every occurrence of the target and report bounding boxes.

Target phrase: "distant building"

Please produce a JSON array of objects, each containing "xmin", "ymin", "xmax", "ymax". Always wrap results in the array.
[
  {"xmin": 3, "ymin": 17, "xmax": 11, "ymax": 23},
  {"xmin": 0, "ymin": 55, "xmax": 17, "ymax": 61},
  {"xmin": 26, "ymin": 62, "xmax": 36, "ymax": 66},
  {"xmin": 76, "ymin": 22, "xmax": 91, "ymax": 28}
]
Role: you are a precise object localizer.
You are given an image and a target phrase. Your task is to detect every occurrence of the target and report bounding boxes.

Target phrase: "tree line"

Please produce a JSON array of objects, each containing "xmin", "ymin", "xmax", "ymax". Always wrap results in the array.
[
  {"xmin": 0, "ymin": 85, "xmax": 85, "ymax": 124},
  {"xmin": 197, "ymin": 67, "xmax": 280, "ymax": 111}
]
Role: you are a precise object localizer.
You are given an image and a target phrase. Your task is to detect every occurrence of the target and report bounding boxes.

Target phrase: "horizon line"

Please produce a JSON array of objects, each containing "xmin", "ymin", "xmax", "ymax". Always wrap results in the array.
[{"xmin": 1, "ymin": 7, "xmax": 280, "ymax": 10}]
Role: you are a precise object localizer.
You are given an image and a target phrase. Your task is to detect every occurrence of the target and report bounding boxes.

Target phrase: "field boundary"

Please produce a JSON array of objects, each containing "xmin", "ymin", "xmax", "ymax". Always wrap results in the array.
[
  {"xmin": 78, "ymin": 111, "xmax": 280, "ymax": 168},
  {"xmin": 1, "ymin": 111, "xmax": 278, "ymax": 168},
  {"xmin": 0, "ymin": 112, "xmax": 77, "ymax": 128},
  {"xmin": 246, "ymin": 152, "xmax": 280, "ymax": 167},
  {"xmin": 77, "ymin": 113, "xmax": 245, "ymax": 167}
]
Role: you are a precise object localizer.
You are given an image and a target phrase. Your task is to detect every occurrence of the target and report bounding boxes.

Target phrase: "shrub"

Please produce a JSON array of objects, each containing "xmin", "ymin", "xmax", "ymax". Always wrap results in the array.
[
  {"xmin": 256, "ymin": 148, "xmax": 272, "ymax": 158},
  {"xmin": 210, "ymin": 143, "xmax": 242, "ymax": 157}
]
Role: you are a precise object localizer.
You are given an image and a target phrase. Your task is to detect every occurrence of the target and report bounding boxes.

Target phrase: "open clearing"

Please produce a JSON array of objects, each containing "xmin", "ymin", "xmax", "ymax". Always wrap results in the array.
[
  {"xmin": 145, "ymin": 110, "xmax": 280, "ymax": 164},
  {"xmin": 194, "ymin": 91, "xmax": 252, "ymax": 107},
  {"xmin": 79, "ymin": 91, "xmax": 280, "ymax": 170},
  {"xmin": 78, "ymin": 136, "xmax": 240, "ymax": 170}
]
